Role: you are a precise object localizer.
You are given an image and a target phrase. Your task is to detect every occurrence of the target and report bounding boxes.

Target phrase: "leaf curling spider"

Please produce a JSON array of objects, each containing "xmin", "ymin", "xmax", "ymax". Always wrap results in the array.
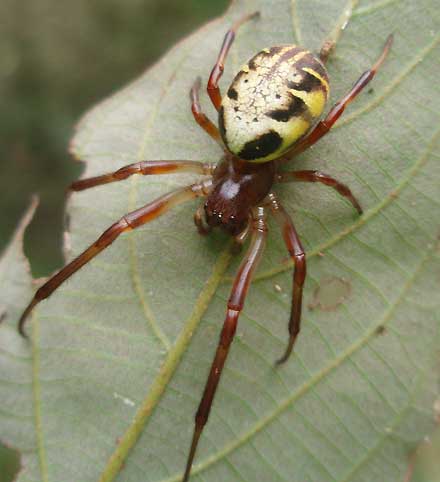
[{"xmin": 17, "ymin": 11, "xmax": 393, "ymax": 482}]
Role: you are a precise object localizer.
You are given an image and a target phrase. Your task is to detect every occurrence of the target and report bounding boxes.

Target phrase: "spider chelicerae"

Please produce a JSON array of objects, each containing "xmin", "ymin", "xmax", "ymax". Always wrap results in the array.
[{"xmin": 18, "ymin": 11, "xmax": 392, "ymax": 481}]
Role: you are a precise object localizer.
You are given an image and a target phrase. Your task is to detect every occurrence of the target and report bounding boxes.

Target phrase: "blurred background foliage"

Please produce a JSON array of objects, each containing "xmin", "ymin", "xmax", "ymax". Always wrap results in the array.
[{"xmin": 0, "ymin": 0, "xmax": 227, "ymax": 479}]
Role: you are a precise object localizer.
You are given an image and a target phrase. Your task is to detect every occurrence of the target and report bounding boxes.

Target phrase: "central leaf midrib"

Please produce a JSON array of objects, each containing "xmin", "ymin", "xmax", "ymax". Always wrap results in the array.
[
  {"xmin": 96, "ymin": 28, "xmax": 222, "ymax": 480},
  {"xmin": 98, "ymin": 245, "xmax": 233, "ymax": 482}
]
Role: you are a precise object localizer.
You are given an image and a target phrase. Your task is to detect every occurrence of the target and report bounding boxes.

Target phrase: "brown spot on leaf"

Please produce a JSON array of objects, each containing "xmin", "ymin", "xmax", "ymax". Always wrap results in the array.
[{"xmin": 375, "ymin": 325, "xmax": 387, "ymax": 335}]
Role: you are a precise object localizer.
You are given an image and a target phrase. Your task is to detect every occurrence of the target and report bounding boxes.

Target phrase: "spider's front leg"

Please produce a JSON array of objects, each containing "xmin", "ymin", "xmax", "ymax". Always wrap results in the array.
[
  {"xmin": 182, "ymin": 206, "xmax": 267, "ymax": 482},
  {"xmin": 267, "ymin": 193, "xmax": 306, "ymax": 365},
  {"xmin": 18, "ymin": 180, "xmax": 212, "ymax": 337}
]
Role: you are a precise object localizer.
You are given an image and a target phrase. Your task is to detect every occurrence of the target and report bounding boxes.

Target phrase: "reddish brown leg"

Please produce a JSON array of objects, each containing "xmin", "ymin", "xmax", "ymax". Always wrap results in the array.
[
  {"xmin": 268, "ymin": 193, "xmax": 306, "ymax": 365},
  {"xmin": 207, "ymin": 11, "xmax": 260, "ymax": 110},
  {"xmin": 182, "ymin": 207, "xmax": 267, "ymax": 482},
  {"xmin": 283, "ymin": 34, "xmax": 393, "ymax": 158},
  {"xmin": 190, "ymin": 77, "xmax": 222, "ymax": 145},
  {"xmin": 277, "ymin": 169, "xmax": 363, "ymax": 214},
  {"xmin": 70, "ymin": 160, "xmax": 213, "ymax": 191},
  {"xmin": 18, "ymin": 180, "xmax": 212, "ymax": 337}
]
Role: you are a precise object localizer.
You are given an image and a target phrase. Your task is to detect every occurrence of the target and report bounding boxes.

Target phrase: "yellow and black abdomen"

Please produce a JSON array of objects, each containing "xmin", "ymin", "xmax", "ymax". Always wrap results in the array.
[{"xmin": 219, "ymin": 45, "xmax": 330, "ymax": 163}]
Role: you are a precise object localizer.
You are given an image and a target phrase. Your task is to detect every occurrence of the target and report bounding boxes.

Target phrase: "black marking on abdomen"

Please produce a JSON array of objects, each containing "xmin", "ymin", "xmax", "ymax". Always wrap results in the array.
[
  {"xmin": 238, "ymin": 131, "xmax": 282, "ymax": 160},
  {"xmin": 218, "ymin": 106, "xmax": 226, "ymax": 139},
  {"xmin": 277, "ymin": 46, "xmax": 306, "ymax": 64},
  {"xmin": 266, "ymin": 95, "xmax": 307, "ymax": 122},
  {"xmin": 295, "ymin": 56, "xmax": 328, "ymax": 83},
  {"xmin": 287, "ymin": 71, "xmax": 323, "ymax": 92},
  {"xmin": 227, "ymin": 87, "xmax": 238, "ymax": 100},
  {"xmin": 248, "ymin": 57, "xmax": 258, "ymax": 70}
]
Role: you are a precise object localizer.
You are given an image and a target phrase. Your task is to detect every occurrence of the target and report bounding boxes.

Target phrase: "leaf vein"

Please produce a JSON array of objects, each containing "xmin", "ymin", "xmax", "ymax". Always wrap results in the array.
[
  {"xmin": 336, "ymin": 33, "xmax": 440, "ymax": 129},
  {"xmin": 97, "ymin": 244, "xmax": 233, "ymax": 482},
  {"xmin": 171, "ymin": 235, "xmax": 438, "ymax": 481},
  {"xmin": 253, "ymin": 125, "xmax": 440, "ymax": 282}
]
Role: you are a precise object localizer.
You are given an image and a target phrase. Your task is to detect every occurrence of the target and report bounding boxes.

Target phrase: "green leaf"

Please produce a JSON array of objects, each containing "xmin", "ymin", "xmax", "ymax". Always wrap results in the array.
[{"xmin": 1, "ymin": 1, "xmax": 440, "ymax": 481}]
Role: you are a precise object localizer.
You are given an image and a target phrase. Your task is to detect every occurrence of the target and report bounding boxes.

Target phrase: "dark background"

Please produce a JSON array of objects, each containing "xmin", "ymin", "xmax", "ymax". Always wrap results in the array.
[{"xmin": 0, "ymin": 0, "xmax": 228, "ymax": 479}]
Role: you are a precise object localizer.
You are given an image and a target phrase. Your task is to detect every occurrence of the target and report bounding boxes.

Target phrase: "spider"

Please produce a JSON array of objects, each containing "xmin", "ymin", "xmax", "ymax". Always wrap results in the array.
[{"xmin": 18, "ymin": 11, "xmax": 392, "ymax": 482}]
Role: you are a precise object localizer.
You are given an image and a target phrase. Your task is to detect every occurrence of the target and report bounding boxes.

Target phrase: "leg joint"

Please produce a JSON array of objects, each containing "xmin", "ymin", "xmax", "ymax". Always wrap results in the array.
[
  {"xmin": 293, "ymin": 253, "xmax": 306, "ymax": 285},
  {"xmin": 191, "ymin": 179, "xmax": 213, "ymax": 197},
  {"xmin": 220, "ymin": 309, "xmax": 239, "ymax": 346}
]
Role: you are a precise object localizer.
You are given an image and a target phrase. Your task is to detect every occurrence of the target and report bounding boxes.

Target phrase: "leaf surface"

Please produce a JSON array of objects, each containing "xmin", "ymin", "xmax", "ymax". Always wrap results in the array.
[{"xmin": 1, "ymin": 1, "xmax": 440, "ymax": 481}]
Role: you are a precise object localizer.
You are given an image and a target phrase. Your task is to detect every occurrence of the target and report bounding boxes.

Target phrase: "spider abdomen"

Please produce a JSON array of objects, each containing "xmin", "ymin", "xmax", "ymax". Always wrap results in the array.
[{"xmin": 219, "ymin": 45, "xmax": 330, "ymax": 163}]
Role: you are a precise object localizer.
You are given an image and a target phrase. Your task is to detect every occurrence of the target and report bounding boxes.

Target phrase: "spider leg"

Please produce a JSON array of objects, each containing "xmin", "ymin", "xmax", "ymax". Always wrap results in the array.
[
  {"xmin": 319, "ymin": 39, "xmax": 336, "ymax": 64},
  {"xmin": 276, "ymin": 169, "xmax": 363, "ymax": 214},
  {"xmin": 18, "ymin": 180, "xmax": 212, "ymax": 337},
  {"xmin": 284, "ymin": 34, "xmax": 393, "ymax": 158},
  {"xmin": 267, "ymin": 193, "xmax": 306, "ymax": 365},
  {"xmin": 207, "ymin": 11, "xmax": 260, "ymax": 110},
  {"xmin": 182, "ymin": 206, "xmax": 267, "ymax": 482},
  {"xmin": 190, "ymin": 77, "xmax": 222, "ymax": 145},
  {"xmin": 318, "ymin": 11, "xmax": 354, "ymax": 64},
  {"xmin": 70, "ymin": 160, "xmax": 214, "ymax": 191}
]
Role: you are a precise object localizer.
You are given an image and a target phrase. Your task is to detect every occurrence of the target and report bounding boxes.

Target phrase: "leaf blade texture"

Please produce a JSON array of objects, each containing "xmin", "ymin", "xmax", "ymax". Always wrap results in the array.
[{"xmin": 1, "ymin": 1, "xmax": 439, "ymax": 481}]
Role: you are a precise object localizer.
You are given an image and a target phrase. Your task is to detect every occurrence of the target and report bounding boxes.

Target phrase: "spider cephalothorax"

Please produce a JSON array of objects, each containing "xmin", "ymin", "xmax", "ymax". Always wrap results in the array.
[
  {"xmin": 204, "ymin": 156, "xmax": 275, "ymax": 234},
  {"xmin": 17, "ymin": 11, "xmax": 392, "ymax": 482}
]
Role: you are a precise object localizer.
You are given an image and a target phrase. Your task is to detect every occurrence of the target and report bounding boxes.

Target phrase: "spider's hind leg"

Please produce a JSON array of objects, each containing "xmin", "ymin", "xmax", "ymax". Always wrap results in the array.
[
  {"xmin": 318, "ymin": 7, "xmax": 358, "ymax": 63},
  {"xmin": 319, "ymin": 39, "xmax": 336, "ymax": 64}
]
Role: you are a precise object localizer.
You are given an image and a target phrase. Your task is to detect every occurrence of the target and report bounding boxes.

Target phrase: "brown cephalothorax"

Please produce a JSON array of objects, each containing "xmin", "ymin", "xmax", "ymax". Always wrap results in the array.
[
  {"xmin": 17, "ymin": 11, "xmax": 392, "ymax": 482},
  {"xmin": 204, "ymin": 156, "xmax": 276, "ymax": 234}
]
